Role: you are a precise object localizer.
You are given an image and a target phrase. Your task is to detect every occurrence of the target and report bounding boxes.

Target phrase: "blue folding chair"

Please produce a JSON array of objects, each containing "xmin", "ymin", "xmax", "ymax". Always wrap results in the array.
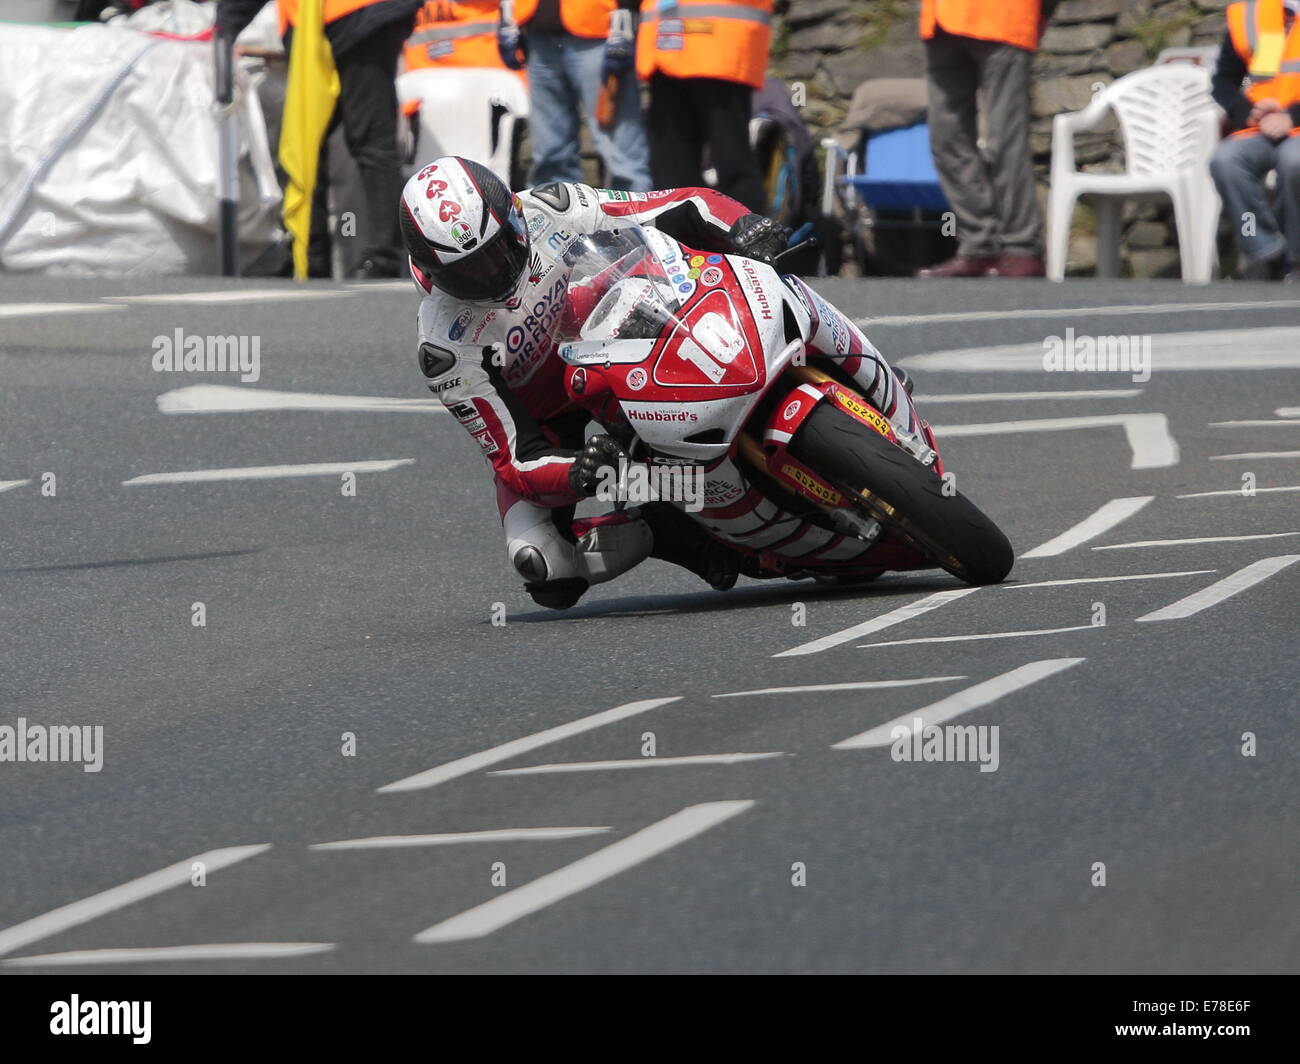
[
  {"xmin": 822, "ymin": 122, "xmax": 953, "ymax": 274},
  {"xmin": 848, "ymin": 123, "xmax": 949, "ymax": 212}
]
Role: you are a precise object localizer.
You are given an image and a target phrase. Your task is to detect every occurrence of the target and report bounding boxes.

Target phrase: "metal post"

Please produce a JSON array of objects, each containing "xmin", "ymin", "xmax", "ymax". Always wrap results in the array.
[{"xmin": 214, "ymin": 29, "xmax": 240, "ymax": 277}]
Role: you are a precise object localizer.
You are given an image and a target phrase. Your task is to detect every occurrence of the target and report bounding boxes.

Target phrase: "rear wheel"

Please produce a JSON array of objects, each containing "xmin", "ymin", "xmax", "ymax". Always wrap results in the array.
[{"xmin": 789, "ymin": 403, "xmax": 1014, "ymax": 585}]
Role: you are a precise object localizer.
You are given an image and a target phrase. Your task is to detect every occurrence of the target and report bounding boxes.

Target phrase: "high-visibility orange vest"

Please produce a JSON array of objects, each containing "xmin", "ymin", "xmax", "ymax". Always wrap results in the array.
[
  {"xmin": 635, "ymin": 0, "xmax": 773, "ymax": 90},
  {"xmin": 278, "ymin": 0, "xmax": 389, "ymax": 37},
  {"xmin": 404, "ymin": 0, "xmax": 506, "ymax": 70},
  {"xmin": 919, "ymin": 0, "xmax": 1042, "ymax": 52},
  {"xmin": 513, "ymin": 0, "xmax": 615, "ymax": 39},
  {"xmin": 1226, "ymin": 0, "xmax": 1300, "ymax": 127}
]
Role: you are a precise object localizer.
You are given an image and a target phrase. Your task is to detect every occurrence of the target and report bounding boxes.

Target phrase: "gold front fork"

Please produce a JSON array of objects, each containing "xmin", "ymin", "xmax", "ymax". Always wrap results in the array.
[
  {"xmin": 787, "ymin": 363, "xmax": 836, "ymax": 388},
  {"xmin": 737, "ymin": 360, "xmax": 839, "ymax": 475}
]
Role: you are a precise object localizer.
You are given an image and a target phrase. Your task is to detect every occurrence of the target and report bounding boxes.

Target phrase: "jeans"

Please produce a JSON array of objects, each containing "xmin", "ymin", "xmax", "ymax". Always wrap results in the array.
[
  {"xmin": 525, "ymin": 30, "xmax": 651, "ymax": 191},
  {"xmin": 1209, "ymin": 132, "xmax": 1300, "ymax": 266}
]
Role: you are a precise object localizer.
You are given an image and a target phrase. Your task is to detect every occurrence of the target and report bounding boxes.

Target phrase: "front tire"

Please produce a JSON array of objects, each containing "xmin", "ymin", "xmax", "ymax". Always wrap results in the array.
[{"xmin": 789, "ymin": 403, "xmax": 1014, "ymax": 585}]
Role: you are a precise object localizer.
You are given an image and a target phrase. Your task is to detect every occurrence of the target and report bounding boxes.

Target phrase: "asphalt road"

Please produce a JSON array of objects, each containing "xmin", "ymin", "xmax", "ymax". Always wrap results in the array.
[{"xmin": 1, "ymin": 274, "xmax": 1297, "ymax": 973}]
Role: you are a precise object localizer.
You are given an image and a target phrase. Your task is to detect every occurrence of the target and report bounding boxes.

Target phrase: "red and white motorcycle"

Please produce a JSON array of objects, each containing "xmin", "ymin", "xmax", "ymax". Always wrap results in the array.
[{"xmin": 554, "ymin": 226, "xmax": 1014, "ymax": 587}]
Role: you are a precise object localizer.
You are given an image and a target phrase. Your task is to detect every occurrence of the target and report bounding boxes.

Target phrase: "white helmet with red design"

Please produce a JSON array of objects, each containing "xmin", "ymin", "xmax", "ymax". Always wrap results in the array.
[{"xmin": 399, "ymin": 156, "xmax": 530, "ymax": 303}]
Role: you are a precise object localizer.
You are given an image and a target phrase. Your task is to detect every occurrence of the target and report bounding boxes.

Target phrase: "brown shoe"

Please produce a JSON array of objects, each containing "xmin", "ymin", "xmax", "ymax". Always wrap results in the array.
[
  {"xmin": 991, "ymin": 253, "xmax": 1046, "ymax": 278},
  {"xmin": 915, "ymin": 254, "xmax": 999, "ymax": 278}
]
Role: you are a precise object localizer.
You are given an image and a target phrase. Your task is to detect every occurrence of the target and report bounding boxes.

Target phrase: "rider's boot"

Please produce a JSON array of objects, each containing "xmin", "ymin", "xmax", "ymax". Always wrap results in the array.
[{"xmin": 636, "ymin": 502, "xmax": 742, "ymax": 591}]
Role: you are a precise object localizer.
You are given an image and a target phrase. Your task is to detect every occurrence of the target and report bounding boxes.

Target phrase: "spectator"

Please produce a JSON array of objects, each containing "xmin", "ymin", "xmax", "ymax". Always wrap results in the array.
[
  {"xmin": 497, "ymin": 1, "xmax": 651, "ymax": 190},
  {"xmin": 1209, "ymin": 0, "xmax": 1300, "ymax": 282},
  {"xmin": 915, "ymin": 0, "xmax": 1055, "ymax": 278},
  {"xmin": 405, "ymin": 0, "xmax": 515, "ymax": 73},
  {"xmin": 217, "ymin": 0, "xmax": 423, "ymax": 279},
  {"xmin": 637, "ymin": 0, "xmax": 772, "ymax": 213}
]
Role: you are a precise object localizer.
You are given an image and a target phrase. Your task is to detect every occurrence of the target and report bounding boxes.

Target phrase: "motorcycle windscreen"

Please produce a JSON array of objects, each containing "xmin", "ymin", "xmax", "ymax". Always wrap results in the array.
[{"xmin": 555, "ymin": 227, "xmax": 688, "ymax": 357}]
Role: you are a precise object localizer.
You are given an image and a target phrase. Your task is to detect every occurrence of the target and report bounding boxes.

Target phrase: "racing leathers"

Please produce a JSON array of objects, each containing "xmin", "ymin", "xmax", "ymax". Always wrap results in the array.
[{"xmin": 413, "ymin": 182, "xmax": 926, "ymax": 608}]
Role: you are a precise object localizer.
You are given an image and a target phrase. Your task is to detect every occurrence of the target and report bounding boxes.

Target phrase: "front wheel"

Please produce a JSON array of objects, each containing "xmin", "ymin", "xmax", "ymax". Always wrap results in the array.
[{"xmin": 788, "ymin": 403, "xmax": 1014, "ymax": 586}]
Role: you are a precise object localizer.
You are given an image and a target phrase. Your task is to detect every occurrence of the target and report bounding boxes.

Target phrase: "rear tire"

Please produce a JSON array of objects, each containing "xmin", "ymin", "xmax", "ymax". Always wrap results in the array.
[{"xmin": 789, "ymin": 403, "xmax": 1014, "ymax": 585}]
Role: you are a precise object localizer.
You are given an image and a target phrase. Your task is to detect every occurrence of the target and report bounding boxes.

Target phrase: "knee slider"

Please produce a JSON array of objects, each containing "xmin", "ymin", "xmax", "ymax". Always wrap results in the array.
[{"xmin": 512, "ymin": 545, "xmax": 550, "ymax": 583}]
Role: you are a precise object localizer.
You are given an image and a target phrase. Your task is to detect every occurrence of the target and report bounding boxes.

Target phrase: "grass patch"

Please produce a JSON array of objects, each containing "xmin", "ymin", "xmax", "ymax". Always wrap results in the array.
[
  {"xmin": 855, "ymin": 0, "xmax": 904, "ymax": 52},
  {"xmin": 1128, "ymin": 10, "xmax": 1198, "ymax": 58}
]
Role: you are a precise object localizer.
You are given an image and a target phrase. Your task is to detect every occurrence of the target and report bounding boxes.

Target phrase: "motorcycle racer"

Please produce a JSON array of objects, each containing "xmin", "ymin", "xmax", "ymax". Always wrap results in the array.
[{"xmin": 401, "ymin": 155, "xmax": 927, "ymax": 608}]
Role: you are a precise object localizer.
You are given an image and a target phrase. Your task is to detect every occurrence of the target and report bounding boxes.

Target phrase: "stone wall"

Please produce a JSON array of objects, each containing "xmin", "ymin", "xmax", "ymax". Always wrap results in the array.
[{"xmin": 772, "ymin": 1, "xmax": 1233, "ymax": 276}]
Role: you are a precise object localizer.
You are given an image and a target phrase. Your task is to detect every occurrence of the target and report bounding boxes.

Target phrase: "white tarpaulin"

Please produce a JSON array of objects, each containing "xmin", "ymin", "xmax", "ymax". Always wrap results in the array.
[{"xmin": 0, "ymin": 21, "xmax": 281, "ymax": 275}]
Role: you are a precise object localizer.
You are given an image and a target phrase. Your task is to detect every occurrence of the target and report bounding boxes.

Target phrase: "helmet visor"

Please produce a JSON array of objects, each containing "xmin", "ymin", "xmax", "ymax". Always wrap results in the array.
[{"xmin": 422, "ymin": 205, "xmax": 529, "ymax": 304}]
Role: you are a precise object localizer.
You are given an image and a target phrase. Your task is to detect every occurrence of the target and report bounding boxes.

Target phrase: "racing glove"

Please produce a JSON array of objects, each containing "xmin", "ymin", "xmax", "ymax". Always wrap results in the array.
[
  {"xmin": 727, "ymin": 213, "xmax": 792, "ymax": 266},
  {"xmin": 568, "ymin": 434, "xmax": 625, "ymax": 498},
  {"xmin": 497, "ymin": 1, "xmax": 528, "ymax": 70},
  {"xmin": 602, "ymin": 9, "xmax": 636, "ymax": 81}
]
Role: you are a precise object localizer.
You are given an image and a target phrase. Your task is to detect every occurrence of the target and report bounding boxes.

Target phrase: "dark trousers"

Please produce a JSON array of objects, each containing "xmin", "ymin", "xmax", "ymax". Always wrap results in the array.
[
  {"xmin": 646, "ymin": 72, "xmax": 766, "ymax": 212},
  {"xmin": 306, "ymin": 19, "xmax": 410, "ymax": 274},
  {"xmin": 924, "ymin": 28, "xmax": 1041, "ymax": 256}
]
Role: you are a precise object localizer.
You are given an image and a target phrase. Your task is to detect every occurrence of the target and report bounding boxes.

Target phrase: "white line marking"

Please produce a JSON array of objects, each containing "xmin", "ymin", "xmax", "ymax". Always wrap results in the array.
[
  {"xmin": 490, "ymin": 753, "xmax": 784, "ymax": 776},
  {"xmin": 1210, "ymin": 420, "xmax": 1300, "ymax": 428},
  {"xmin": 864, "ymin": 300, "xmax": 1300, "ymax": 328},
  {"xmin": 1094, "ymin": 532, "xmax": 1300, "ymax": 550},
  {"xmin": 713, "ymin": 676, "xmax": 965, "ymax": 698},
  {"xmin": 3, "ymin": 943, "xmax": 333, "ymax": 967},
  {"xmin": 1000, "ymin": 570, "xmax": 1215, "ymax": 590},
  {"xmin": 378, "ymin": 697, "xmax": 682, "ymax": 793},
  {"xmin": 0, "ymin": 303, "xmax": 127, "ymax": 318},
  {"xmin": 899, "ymin": 325, "xmax": 1300, "ymax": 372},
  {"xmin": 859, "ymin": 624, "xmax": 1098, "ymax": 648},
  {"xmin": 310, "ymin": 828, "xmax": 612, "ymax": 851},
  {"xmin": 1178, "ymin": 486, "xmax": 1300, "ymax": 498},
  {"xmin": 913, "ymin": 389, "xmax": 1143, "ymax": 404},
  {"xmin": 1210, "ymin": 451, "xmax": 1300, "ymax": 461},
  {"xmin": 105, "ymin": 289, "xmax": 354, "ymax": 305},
  {"xmin": 157, "ymin": 385, "xmax": 446, "ymax": 415},
  {"xmin": 1278, "ymin": 407, "xmax": 1300, "ymax": 417},
  {"xmin": 122, "ymin": 459, "xmax": 414, "ymax": 486},
  {"xmin": 0, "ymin": 479, "xmax": 32, "ymax": 494},
  {"xmin": 1136, "ymin": 555, "xmax": 1300, "ymax": 622},
  {"xmin": 1021, "ymin": 496, "xmax": 1154, "ymax": 558},
  {"xmin": 345, "ymin": 280, "xmax": 410, "ymax": 290},
  {"xmin": 0, "ymin": 845, "xmax": 270, "ymax": 958},
  {"xmin": 832, "ymin": 659, "xmax": 1085, "ymax": 750},
  {"xmin": 413, "ymin": 801, "xmax": 754, "ymax": 944},
  {"xmin": 774, "ymin": 587, "xmax": 980, "ymax": 657},
  {"xmin": 932, "ymin": 415, "xmax": 1178, "ymax": 469}
]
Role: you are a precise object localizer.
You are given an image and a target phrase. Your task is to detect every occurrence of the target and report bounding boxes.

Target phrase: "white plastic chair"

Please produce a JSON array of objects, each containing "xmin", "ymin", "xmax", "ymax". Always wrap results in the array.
[
  {"xmin": 396, "ymin": 67, "xmax": 529, "ymax": 188},
  {"xmin": 1155, "ymin": 45, "xmax": 1219, "ymax": 71},
  {"xmin": 1047, "ymin": 64, "xmax": 1223, "ymax": 283}
]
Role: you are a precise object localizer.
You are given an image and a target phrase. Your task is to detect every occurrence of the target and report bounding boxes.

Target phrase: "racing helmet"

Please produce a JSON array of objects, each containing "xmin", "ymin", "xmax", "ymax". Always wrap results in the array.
[{"xmin": 399, "ymin": 156, "xmax": 530, "ymax": 303}]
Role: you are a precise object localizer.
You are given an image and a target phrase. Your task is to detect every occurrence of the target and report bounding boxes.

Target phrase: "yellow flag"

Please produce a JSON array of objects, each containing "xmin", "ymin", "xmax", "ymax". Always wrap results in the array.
[{"xmin": 279, "ymin": 0, "xmax": 340, "ymax": 280}]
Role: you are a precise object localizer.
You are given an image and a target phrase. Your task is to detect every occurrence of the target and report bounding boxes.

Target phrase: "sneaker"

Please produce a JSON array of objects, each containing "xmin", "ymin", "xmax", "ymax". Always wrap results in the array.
[{"xmin": 1241, "ymin": 251, "xmax": 1287, "ymax": 281}]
